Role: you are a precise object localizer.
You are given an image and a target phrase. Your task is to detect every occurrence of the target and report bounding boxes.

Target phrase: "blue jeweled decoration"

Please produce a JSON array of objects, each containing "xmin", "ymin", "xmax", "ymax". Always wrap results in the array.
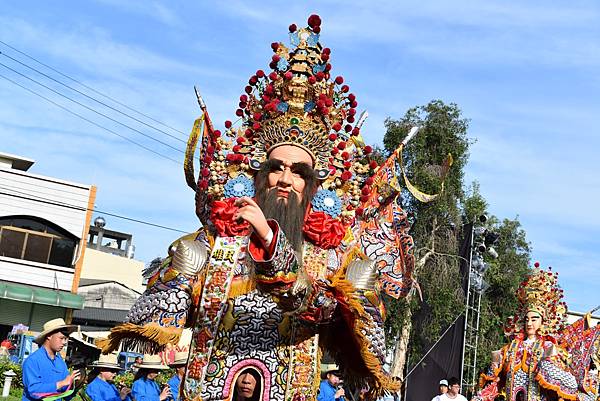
[
  {"xmin": 307, "ymin": 33, "xmax": 320, "ymax": 47},
  {"xmin": 290, "ymin": 32, "xmax": 300, "ymax": 47},
  {"xmin": 304, "ymin": 100, "xmax": 315, "ymax": 112},
  {"xmin": 277, "ymin": 58, "xmax": 290, "ymax": 70},
  {"xmin": 277, "ymin": 102, "xmax": 289, "ymax": 112},
  {"xmin": 311, "ymin": 189, "xmax": 342, "ymax": 218},
  {"xmin": 224, "ymin": 175, "xmax": 255, "ymax": 198},
  {"xmin": 312, "ymin": 63, "xmax": 326, "ymax": 74}
]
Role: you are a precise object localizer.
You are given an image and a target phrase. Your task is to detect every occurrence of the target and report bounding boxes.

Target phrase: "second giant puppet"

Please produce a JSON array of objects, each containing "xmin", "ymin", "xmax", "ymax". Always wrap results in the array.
[
  {"xmin": 100, "ymin": 15, "xmax": 419, "ymax": 401},
  {"xmin": 478, "ymin": 263, "xmax": 580, "ymax": 401}
]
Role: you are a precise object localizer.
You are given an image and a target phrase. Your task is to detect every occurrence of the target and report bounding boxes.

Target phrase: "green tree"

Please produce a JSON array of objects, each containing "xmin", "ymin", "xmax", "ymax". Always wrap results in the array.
[
  {"xmin": 383, "ymin": 100, "xmax": 471, "ymax": 376},
  {"xmin": 382, "ymin": 101, "xmax": 531, "ymax": 382}
]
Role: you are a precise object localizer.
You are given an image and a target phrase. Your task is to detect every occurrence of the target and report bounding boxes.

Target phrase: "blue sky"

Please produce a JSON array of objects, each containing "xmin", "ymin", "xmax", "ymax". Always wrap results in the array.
[{"xmin": 0, "ymin": 1, "xmax": 598, "ymax": 312}]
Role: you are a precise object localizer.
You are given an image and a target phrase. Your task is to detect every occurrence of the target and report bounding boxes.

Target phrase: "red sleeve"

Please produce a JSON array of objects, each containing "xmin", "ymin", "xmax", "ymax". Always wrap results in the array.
[{"xmin": 248, "ymin": 220, "xmax": 279, "ymax": 262}]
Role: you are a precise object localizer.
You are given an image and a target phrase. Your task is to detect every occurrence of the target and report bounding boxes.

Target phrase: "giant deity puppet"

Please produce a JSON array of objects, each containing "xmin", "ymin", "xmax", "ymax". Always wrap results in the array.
[
  {"xmin": 98, "ymin": 15, "xmax": 447, "ymax": 401},
  {"xmin": 557, "ymin": 309, "xmax": 600, "ymax": 401},
  {"xmin": 478, "ymin": 263, "xmax": 600, "ymax": 401}
]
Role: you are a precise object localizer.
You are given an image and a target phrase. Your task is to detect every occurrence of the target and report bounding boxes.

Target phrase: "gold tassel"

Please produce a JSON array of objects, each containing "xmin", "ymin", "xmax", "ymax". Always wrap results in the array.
[
  {"xmin": 96, "ymin": 323, "xmax": 182, "ymax": 354},
  {"xmin": 329, "ymin": 277, "xmax": 401, "ymax": 396}
]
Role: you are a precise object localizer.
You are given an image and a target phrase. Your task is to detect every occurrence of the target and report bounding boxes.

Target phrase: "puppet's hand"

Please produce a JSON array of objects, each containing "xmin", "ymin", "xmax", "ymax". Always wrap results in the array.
[{"xmin": 234, "ymin": 197, "xmax": 271, "ymax": 240}]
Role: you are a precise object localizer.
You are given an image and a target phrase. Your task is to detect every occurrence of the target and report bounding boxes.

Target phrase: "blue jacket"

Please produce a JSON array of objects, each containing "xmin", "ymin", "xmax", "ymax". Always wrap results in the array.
[
  {"xmin": 166, "ymin": 375, "xmax": 180, "ymax": 401},
  {"xmin": 85, "ymin": 377, "xmax": 124, "ymax": 401},
  {"xmin": 131, "ymin": 378, "xmax": 160, "ymax": 401},
  {"xmin": 317, "ymin": 380, "xmax": 345, "ymax": 401},
  {"xmin": 22, "ymin": 347, "xmax": 73, "ymax": 401}
]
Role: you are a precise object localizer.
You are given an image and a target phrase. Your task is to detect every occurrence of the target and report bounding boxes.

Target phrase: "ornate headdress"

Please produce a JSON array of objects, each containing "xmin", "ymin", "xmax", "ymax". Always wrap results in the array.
[
  {"xmin": 233, "ymin": 17, "xmax": 362, "ymax": 178},
  {"xmin": 187, "ymin": 15, "xmax": 383, "ymax": 248},
  {"xmin": 504, "ymin": 262, "xmax": 567, "ymax": 338}
]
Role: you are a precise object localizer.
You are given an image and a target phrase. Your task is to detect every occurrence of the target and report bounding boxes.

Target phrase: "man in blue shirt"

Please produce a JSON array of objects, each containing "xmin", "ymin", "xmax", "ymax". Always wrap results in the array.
[
  {"xmin": 131, "ymin": 354, "xmax": 171, "ymax": 401},
  {"xmin": 166, "ymin": 352, "xmax": 187, "ymax": 401},
  {"xmin": 317, "ymin": 364, "xmax": 345, "ymax": 401},
  {"xmin": 22, "ymin": 318, "xmax": 80, "ymax": 401},
  {"xmin": 85, "ymin": 353, "xmax": 131, "ymax": 401}
]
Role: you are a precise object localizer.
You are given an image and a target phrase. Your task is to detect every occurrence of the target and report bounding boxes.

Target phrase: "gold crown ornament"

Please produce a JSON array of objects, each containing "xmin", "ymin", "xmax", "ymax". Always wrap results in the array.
[
  {"xmin": 504, "ymin": 262, "xmax": 567, "ymax": 338},
  {"xmin": 188, "ymin": 15, "xmax": 383, "ymax": 245},
  {"xmin": 226, "ymin": 15, "xmax": 375, "ymax": 184}
]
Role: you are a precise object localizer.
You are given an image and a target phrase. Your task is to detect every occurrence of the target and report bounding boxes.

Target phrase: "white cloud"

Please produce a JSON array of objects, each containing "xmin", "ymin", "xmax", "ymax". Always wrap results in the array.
[
  {"xmin": 92, "ymin": 0, "xmax": 182, "ymax": 27},
  {"xmin": 0, "ymin": 16, "xmax": 235, "ymax": 83},
  {"xmin": 467, "ymin": 132, "xmax": 600, "ymax": 226},
  {"xmin": 0, "ymin": 45, "xmax": 199, "ymax": 258},
  {"xmin": 215, "ymin": 1, "xmax": 600, "ymax": 69}
]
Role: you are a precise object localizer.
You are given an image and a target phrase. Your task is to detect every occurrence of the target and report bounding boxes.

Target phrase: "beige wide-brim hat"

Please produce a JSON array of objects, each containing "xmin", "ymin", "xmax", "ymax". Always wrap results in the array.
[
  {"xmin": 90, "ymin": 353, "xmax": 121, "ymax": 370},
  {"xmin": 169, "ymin": 351, "xmax": 189, "ymax": 367},
  {"xmin": 34, "ymin": 318, "xmax": 77, "ymax": 344},
  {"xmin": 321, "ymin": 363, "xmax": 341, "ymax": 378},
  {"xmin": 135, "ymin": 354, "xmax": 169, "ymax": 370}
]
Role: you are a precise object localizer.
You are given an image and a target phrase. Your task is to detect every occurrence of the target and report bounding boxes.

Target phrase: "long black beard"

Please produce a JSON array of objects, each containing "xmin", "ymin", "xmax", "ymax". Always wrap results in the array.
[
  {"xmin": 256, "ymin": 188, "xmax": 306, "ymax": 252},
  {"xmin": 254, "ymin": 158, "xmax": 317, "ymax": 252}
]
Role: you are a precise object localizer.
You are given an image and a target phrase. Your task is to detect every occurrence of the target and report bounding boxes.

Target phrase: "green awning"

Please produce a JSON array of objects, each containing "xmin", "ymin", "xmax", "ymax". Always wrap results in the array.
[{"xmin": 0, "ymin": 282, "xmax": 84, "ymax": 309}]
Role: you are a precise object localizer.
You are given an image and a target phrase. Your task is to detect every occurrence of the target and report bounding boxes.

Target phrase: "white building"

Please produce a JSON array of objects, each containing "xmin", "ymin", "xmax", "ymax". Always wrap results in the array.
[
  {"xmin": 0, "ymin": 152, "xmax": 95, "ymax": 338},
  {"xmin": 72, "ymin": 221, "xmax": 146, "ymax": 331},
  {"xmin": 80, "ymin": 221, "xmax": 146, "ymax": 293},
  {"xmin": 73, "ymin": 278, "xmax": 141, "ymax": 331},
  {"xmin": 566, "ymin": 310, "xmax": 599, "ymax": 326}
]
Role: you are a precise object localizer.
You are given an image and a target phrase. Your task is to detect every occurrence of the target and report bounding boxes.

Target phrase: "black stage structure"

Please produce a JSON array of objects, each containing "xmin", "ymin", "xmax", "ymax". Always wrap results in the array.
[{"xmin": 404, "ymin": 223, "xmax": 474, "ymax": 401}]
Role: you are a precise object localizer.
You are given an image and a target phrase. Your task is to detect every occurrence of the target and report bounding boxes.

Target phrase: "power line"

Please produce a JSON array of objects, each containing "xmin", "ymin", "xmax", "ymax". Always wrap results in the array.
[
  {"xmin": 0, "ymin": 39, "xmax": 188, "ymax": 137},
  {"xmin": 0, "ymin": 182, "xmax": 192, "ymax": 234},
  {"xmin": 0, "ymin": 185, "xmax": 190, "ymax": 234},
  {"xmin": 0, "ymin": 72, "xmax": 182, "ymax": 165},
  {"xmin": 0, "ymin": 61, "xmax": 184, "ymax": 154},
  {"xmin": 94, "ymin": 210, "xmax": 189, "ymax": 234},
  {"xmin": 0, "ymin": 50, "xmax": 187, "ymax": 144}
]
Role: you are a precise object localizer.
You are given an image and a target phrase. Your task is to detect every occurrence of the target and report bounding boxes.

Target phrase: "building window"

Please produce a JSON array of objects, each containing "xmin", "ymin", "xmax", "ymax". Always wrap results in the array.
[
  {"xmin": 0, "ymin": 229, "xmax": 25, "ymax": 259},
  {"xmin": 24, "ymin": 232, "xmax": 53, "ymax": 263},
  {"xmin": 0, "ymin": 216, "xmax": 77, "ymax": 268}
]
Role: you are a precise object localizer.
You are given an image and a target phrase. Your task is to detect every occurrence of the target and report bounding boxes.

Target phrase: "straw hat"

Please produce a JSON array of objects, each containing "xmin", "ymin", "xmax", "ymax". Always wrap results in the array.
[
  {"xmin": 169, "ymin": 351, "xmax": 189, "ymax": 367},
  {"xmin": 90, "ymin": 353, "xmax": 121, "ymax": 370},
  {"xmin": 321, "ymin": 363, "xmax": 341, "ymax": 378},
  {"xmin": 34, "ymin": 318, "xmax": 77, "ymax": 344},
  {"xmin": 135, "ymin": 354, "xmax": 169, "ymax": 370}
]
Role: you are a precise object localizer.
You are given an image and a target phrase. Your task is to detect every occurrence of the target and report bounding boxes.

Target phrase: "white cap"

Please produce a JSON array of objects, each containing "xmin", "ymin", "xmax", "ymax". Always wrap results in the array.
[{"xmin": 439, "ymin": 379, "xmax": 448, "ymax": 386}]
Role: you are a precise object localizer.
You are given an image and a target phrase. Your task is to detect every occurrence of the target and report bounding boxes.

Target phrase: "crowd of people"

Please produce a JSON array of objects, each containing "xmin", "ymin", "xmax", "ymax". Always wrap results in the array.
[
  {"xmin": 0, "ymin": 321, "xmax": 463, "ymax": 401},
  {"xmin": 13, "ymin": 318, "xmax": 427, "ymax": 401},
  {"xmin": 18, "ymin": 318, "xmax": 197, "ymax": 401},
  {"xmin": 16, "ymin": 325, "xmax": 475, "ymax": 401},
  {"xmin": 17, "ymin": 333, "xmax": 440, "ymax": 401}
]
